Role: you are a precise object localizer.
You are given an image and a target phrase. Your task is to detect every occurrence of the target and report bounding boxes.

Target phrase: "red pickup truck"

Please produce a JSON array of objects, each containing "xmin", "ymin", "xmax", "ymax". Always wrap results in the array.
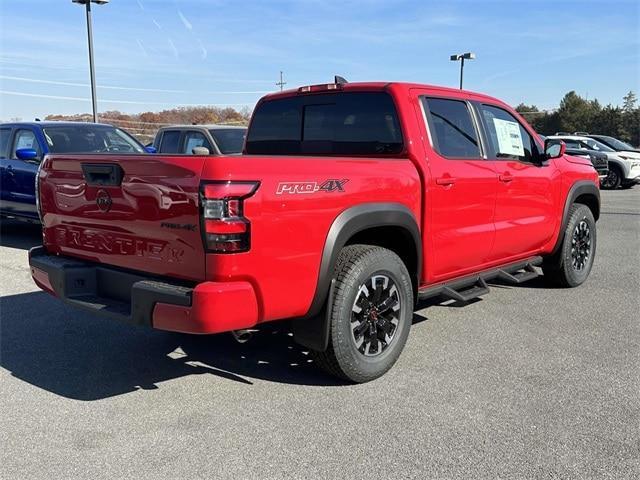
[{"xmin": 29, "ymin": 81, "xmax": 600, "ymax": 382}]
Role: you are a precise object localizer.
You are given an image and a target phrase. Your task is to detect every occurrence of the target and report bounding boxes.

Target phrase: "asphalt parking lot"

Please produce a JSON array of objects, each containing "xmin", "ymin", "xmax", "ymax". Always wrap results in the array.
[{"xmin": 1, "ymin": 189, "xmax": 638, "ymax": 479}]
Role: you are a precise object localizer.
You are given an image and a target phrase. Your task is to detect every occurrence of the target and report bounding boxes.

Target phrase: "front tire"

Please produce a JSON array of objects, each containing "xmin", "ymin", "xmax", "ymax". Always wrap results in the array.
[
  {"xmin": 543, "ymin": 204, "xmax": 596, "ymax": 287},
  {"xmin": 311, "ymin": 245, "xmax": 413, "ymax": 383},
  {"xmin": 601, "ymin": 164, "xmax": 622, "ymax": 189}
]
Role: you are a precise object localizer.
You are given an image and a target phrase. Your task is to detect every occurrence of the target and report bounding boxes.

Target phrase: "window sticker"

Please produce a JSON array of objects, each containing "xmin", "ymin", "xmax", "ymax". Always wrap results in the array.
[{"xmin": 493, "ymin": 118, "xmax": 524, "ymax": 156}]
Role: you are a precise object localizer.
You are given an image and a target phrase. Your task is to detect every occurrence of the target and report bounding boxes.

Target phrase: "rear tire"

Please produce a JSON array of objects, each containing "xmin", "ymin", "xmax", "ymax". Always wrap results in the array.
[
  {"xmin": 543, "ymin": 204, "xmax": 596, "ymax": 288},
  {"xmin": 310, "ymin": 245, "xmax": 413, "ymax": 383}
]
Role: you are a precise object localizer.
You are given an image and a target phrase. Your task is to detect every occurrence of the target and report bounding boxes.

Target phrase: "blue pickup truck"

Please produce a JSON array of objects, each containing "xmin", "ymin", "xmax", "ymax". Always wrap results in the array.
[{"xmin": 0, "ymin": 121, "xmax": 151, "ymax": 222}]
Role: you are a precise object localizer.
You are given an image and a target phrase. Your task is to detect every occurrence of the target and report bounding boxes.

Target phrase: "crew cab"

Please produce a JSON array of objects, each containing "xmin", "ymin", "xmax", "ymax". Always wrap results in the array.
[
  {"xmin": 152, "ymin": 125, "xmax": 247, "ymax": 155},
  {"xmin": 0, "ymin": 121, "xmax": 151, "ymax": 222},
  {"xmin": 29, "ymin": 81, "xmax": 600, "ymax": 382}
]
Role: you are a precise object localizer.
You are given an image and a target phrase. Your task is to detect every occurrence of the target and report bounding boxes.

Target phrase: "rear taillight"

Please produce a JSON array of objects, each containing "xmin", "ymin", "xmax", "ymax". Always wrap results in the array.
[
  {"xmin": 200, "ymin": 181, "xmax": 259, "ymax": 253},
  {"xmin": 35, "ymin": 156, "xmax": 46, "ymax": 222}
]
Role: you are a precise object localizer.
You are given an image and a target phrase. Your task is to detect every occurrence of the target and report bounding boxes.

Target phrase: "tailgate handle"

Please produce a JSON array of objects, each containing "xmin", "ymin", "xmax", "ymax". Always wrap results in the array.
[{"xmin": 81, "ymin": 163, "xmax": 124, "ymax": 186}]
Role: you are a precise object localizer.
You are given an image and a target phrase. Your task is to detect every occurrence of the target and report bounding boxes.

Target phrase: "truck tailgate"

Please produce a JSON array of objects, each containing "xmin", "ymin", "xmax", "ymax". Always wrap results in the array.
[{"xmin": 39, "ymin": 154, "xmax": 207, "ymax": 282}]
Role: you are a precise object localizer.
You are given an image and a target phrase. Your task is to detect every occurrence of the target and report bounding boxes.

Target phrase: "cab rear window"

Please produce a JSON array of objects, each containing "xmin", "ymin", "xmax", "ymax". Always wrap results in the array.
[{"xmin": 245, "ymin": 92, "xmax": 404, "ymax": 156}]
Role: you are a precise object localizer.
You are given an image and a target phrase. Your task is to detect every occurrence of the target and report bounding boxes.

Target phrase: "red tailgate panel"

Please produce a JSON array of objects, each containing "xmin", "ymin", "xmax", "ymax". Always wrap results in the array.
[{"xmin": 39, "ymin": 154, "xmax": 207, "ymax": 282}]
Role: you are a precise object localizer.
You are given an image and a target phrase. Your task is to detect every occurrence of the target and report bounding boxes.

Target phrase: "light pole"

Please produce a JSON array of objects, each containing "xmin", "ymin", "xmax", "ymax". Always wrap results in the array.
[
  {"xmin": 450, "ymin": 52, "xmax": 475, "ymax": 90},
  {"xmin": 72, "ymin": 0, "xmax": 109, "ymax": 122}
]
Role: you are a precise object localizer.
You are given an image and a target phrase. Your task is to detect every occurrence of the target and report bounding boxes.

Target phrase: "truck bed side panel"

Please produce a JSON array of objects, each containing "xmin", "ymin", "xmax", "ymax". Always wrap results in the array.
[{"xmin": 201, "ymin": 156, "xmax": 421, "ymax": 322}]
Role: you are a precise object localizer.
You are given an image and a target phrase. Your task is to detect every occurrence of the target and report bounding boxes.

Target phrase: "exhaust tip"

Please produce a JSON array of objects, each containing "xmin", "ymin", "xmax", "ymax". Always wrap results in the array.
[{"xmin": 231, "ymin": 329, "xmax": 257, "ymax": 344}]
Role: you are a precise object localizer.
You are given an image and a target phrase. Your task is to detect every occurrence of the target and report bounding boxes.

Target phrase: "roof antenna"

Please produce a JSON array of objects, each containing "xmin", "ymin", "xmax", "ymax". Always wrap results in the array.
[{"xmin": 334, "ymin": 75, "xmax": 348, "ymax": 85}]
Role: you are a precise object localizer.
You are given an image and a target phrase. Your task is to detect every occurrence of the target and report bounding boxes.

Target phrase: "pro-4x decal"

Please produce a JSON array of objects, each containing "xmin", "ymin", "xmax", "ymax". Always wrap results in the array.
[{"xmin": 276, "ymin": 179, "xmax": 349, "ymax": 195}]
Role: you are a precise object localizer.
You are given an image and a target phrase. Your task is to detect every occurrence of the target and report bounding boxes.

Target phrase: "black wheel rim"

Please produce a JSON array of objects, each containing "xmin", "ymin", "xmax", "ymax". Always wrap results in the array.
[
  {"xmin": 602, "ymin": 169, "xmax": 618, "ymax": 188},
  {"xmin": 350, "ymin": 274, "xmax": 401, "ymax": 357},
  {"xmin": 571, "ymin": 219, "xmax": 592, "ymax": 271}
]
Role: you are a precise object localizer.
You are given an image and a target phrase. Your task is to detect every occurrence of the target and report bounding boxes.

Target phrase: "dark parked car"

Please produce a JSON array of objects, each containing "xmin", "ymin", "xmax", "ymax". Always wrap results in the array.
[
  {"xmin": 565, "ymin": 148, "xmax": 609, "ymax": 178},
  {"xmin": 540, "ymin": 135, "xmax": 608, "ymax": 179},
  {"xmin": 0, "ymin": 121, "xmax": 151, "ymax": 222}
]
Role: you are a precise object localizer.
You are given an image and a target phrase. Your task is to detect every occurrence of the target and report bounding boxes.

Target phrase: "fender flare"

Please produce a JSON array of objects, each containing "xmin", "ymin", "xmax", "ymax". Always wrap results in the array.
[
  {"xmin": 551, "ymin": 180, "xmax": 600, "ymax": 255},
  {"xmin": 292, "ymin": 203, "xmax": 421, "ymax": 351}
]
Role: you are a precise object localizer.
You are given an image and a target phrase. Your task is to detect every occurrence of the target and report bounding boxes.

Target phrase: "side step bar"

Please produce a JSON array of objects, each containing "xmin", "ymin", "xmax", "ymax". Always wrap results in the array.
[
  {"xmin": 418, "ymin": 256, "xmax": 542, "ymax": 304},
  {"xmin": 441, "ymin": 278, "xmax": 489, "ymax": 303},
  {"xmin": 495, "ymin": 263, "xmax": 539, "ymax": 285}
]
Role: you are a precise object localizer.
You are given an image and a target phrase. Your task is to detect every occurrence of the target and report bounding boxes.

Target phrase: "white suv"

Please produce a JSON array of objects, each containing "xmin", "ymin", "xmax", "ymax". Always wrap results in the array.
[{"xmin": 548, "ymin": 135, "xmax": 640, "ymax": 189}]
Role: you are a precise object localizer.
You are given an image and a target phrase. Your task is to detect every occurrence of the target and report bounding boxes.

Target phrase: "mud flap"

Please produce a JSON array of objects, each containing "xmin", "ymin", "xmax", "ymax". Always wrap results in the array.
[{"xmin": 292, "ymin": 278, "xmax": 335, "ymax": 352}]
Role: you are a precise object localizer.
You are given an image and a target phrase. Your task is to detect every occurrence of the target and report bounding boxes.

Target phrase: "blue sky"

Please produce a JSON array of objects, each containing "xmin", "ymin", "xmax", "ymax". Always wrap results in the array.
[{"xmin": 0, "ymin": 0, "xmax": 638, "ymax": 121}]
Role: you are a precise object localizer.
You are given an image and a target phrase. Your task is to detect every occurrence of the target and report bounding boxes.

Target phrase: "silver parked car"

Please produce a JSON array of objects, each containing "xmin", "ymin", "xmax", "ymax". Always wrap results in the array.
[
  {"xmin": 152, "ymin": 124, "xmax": 247, "ymax": 155},
  {"xmin": 547, "ymin": 135, "xmax": 640, "ymax": 189}
]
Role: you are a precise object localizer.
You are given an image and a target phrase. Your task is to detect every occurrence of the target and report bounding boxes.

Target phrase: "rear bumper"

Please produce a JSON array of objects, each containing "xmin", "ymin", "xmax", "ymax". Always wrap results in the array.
[{"xmin": 28, "ymin": 246, "xmax": 259, "ymax": 334}]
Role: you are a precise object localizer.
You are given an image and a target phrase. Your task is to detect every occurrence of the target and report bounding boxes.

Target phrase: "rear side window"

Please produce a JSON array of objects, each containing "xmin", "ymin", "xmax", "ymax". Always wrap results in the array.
[
  {"xmin": 0, "ymin": 128, "xmax": 10, "ymax": 158},
  {"xmin": 246, "ymin": 92, "xmax": 403, "ymax": 156},
  {"xmin": 210, "ymin": 128, "xmax": 246, "ymax": 154},
  {"xmin": 422, "ymin": 97, "xmax": 480, "ymax": 159},
  {"xmin": 479, "ymin": 104, "xmax": 535, "ymax": 162},
  {"xmin": 159, "ymin": 130, "xmax": 181, "ymax": 153}
]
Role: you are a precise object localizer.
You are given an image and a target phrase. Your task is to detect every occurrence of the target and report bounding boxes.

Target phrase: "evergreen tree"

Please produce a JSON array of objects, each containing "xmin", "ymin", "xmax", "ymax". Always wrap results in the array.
[{"xmin": 622, "ymin": 91, "xmax": 637, "ymax": 113}]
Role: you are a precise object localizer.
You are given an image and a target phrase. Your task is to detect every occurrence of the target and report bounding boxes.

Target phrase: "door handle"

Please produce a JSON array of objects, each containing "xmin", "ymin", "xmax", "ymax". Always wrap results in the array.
[
  {"xmin": 436, "ymin": 176, "xmax": 457, "ymax": 186},
  {"xmin": 499, "ymin": 173, "xmax": 513, "ymax": 183}
]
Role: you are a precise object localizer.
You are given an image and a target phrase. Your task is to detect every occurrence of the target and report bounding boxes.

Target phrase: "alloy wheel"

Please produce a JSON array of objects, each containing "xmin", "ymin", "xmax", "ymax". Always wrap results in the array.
[
  {"xmin": 350, "ymin": 274, "xmax": 401, "ymax": 357},
  {"xmin": 602, "ymin": 169, "xmax": 619, "ymax": 189},
  {"xmin": 571, "ymin": 219, "xmax": 592, "ymax": 271}
]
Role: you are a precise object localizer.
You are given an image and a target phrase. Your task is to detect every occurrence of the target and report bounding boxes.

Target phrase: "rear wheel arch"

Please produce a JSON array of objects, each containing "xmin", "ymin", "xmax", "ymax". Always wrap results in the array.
[
  {"xmin": 345, "ymin": 225, "xmax": 419, "ymax": 300},
  {"xmin": 292, "ymin": 203, "xmax": 421, "ymax": 351}
]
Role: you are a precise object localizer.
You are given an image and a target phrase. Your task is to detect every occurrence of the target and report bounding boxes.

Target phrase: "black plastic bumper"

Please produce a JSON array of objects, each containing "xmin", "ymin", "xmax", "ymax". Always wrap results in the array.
[{"xmin": 28, "ymin": 246, "xmax": 193, "ymax": 327}]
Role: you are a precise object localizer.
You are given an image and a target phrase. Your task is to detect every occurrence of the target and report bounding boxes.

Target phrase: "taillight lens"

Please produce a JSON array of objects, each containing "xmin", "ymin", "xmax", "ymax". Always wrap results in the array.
[
  {"xmin": 35, "ymin": 156, "xmax": 47, "ymax": 223},
  {"xmin": 201, "ymin": 181, "xmax": 259, "ymax": 253}
]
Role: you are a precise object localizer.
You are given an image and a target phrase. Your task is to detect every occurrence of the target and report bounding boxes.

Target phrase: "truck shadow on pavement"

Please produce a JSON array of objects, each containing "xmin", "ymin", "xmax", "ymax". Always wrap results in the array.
[
  {"xmin": 0, "ymin": 219, "xmax": 42, "ymax": 250},
  {"xmin": 0, "ymin": 290, "xmax": 429, "ymax": 400}
]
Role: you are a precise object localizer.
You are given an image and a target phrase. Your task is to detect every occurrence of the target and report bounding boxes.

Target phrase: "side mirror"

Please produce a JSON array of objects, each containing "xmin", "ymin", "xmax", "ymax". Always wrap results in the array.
[
  {"xmin": 544, "ymin": 139, "xmax": 565, "ymax": 159},
  {"xmin": 192, "ymin": 146, "xmax": 210, "ymax": 155},
  {"xmin": 15, "ymin": 148, "xmax": 39, "ymax": 161},
  {"xmin": 144, "ymin": 146, "xmax": 157, "ymax": 154}
]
